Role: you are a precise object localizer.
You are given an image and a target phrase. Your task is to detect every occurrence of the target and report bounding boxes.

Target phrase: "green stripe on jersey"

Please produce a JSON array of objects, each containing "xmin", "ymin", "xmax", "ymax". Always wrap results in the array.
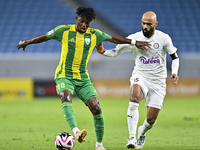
[
  {"xmin": 66, "ymin": 31, "xmax": 76, "ymax": 78},
  {"xmin": 80, "ymin": 33, "xmax": 91, "ymax": 79}
]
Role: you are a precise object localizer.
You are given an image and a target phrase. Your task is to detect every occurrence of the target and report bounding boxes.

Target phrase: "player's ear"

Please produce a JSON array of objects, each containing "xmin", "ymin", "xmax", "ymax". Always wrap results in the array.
[
  {"xmin": 155, "ymin": 21, "xmax": 158, "ymax": 27},
  {"xmin": 75, "ymin": 16, "xmax": 78, "ymax": 22}
]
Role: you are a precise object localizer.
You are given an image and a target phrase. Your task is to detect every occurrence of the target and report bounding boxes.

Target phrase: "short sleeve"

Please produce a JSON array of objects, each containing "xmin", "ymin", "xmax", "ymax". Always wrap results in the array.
[
  {"xmin": 46, "ymin": 25, "xmax": 70, "ymax": 42},
  {"xmin": 94, "ymin": 29, "xmax": 109, "ymax": 44},
  {"xmin": 46, "ymin": 29, "xmax": 58, "ymax": 40}
]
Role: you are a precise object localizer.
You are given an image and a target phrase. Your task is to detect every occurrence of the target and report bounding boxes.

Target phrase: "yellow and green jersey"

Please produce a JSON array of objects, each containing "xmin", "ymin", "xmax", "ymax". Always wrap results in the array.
[{"xmin": 46, "ymin": 24, "xmax": 109, "ymax": 80}]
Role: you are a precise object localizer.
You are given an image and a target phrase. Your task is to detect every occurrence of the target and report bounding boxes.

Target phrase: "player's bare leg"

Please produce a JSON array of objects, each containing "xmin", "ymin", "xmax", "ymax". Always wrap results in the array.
[{"xmin": 137, "ymin": 107, "xmax": 160, "ymax": 149}]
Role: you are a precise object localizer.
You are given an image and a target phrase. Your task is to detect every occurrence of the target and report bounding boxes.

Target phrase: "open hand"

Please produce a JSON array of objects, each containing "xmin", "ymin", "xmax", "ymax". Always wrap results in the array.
[
  {"xmin": 17, "ymin": 40, "xmax": 27, "ymax": 51},
  {"xmin": 95, "ymin": 42, "xmax": 106, "ymax": 54},
  {"xmin": 135, "ymin": 41, "xmax": 151, "ymax": 51}
]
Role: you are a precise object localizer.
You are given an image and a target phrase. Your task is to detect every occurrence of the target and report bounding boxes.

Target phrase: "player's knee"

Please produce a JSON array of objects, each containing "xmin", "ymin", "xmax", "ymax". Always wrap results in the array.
[
  {"xmin": 89, "ymin": 101, "xmax": 101, "ymax": 115},
  {"xmin": 87, "ymin": 98, "xmax": 102, "ymax": 115},
  {"xmin": 130, "ymin": 97, "xmax": 140, "ymax": 103},
  {"xmin": 92, "ymin": 104, "xmax": 102, "ymax": 115},
  {"xmin": 59, "ymin": 90, "xmax": 72, "ymax": 103},
  {"xmin": 147, "ymin": 117, "xmax": 156, "ymax": 125}
]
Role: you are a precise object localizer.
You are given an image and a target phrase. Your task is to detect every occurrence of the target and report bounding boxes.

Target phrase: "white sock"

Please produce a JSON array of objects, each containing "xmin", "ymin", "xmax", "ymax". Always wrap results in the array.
[
  {"xmin": 127, "ymin": 101, "xmax": 139, "ymax": 138},
  {"xmin": 72, "ymin": 127, "xmax": 79, "ymax": 137},
  {"xmin": 140, "ymin": 119, "xmax": 156, "ymax": 136},
  {"xmin": 96, "ymin": 142, "xmax": 103, "ymax": 148}
]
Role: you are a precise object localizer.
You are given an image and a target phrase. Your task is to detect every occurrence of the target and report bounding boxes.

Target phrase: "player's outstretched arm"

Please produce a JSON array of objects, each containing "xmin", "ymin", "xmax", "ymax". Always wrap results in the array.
[
  {"xmin": 17, "ymin": 34, "xmax": 49, "ymax": 51},
  {"xmin": 106, "ymin": 35, "xmax": 132, "ymax": 44},
  {"xmin": 106, "ymin": 35, "xmax": 151, "ymax": 51}
]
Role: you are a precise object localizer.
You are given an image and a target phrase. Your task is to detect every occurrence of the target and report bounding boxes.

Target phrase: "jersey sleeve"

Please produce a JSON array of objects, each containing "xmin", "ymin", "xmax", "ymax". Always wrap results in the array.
[
  {"xmin": 94, "ymin": 29, "xmax": 110, "ymax": 44},
  {"xmin": 164, "ymin": 34, "xmax": 177, "ymax": 54},
  {"xmin": 46, "ymin": 25, "xmax": 69, "ymax": 42}
]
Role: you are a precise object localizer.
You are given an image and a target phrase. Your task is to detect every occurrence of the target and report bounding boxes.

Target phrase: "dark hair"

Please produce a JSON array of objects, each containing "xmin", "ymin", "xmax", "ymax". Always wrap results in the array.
[{"xmin": 76, "ymin": 6, "xmax": 96, "ymax": 21}]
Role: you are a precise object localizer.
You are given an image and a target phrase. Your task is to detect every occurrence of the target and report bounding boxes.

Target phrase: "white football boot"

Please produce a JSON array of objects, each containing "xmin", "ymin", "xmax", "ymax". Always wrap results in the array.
[
  {"xmin": 126, "ymin": 137, "xmax": 137, "ymax": 149},
  {"xmin": 137, "ymin": 126, "xmax": 146, "ymax": 149},
  {"xmin": 96, "ymin": 144, "xmax": 106, "ymax": 150}
]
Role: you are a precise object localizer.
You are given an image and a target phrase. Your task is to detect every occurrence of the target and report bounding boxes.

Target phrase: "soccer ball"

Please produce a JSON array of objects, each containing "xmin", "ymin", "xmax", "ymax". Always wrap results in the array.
[{"xmin": 55, "ymin": 132, "xmax": 75, "ymax": 150}]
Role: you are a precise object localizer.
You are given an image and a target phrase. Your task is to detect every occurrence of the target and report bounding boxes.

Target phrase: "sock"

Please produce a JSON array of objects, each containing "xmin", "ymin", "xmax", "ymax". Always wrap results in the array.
[
  {"xmin": 61, "ymin": 102, "xmax": 77, "ymax": 130},
  {"xmin": 96, "ymin": 142, "xmax": 103, "ymax": 148},
  {"xmin": 127, "ymin": 101, "xmax": 139, "ymax": 138},
  {"xmin": 93, "ymin": 112, "xmax": 105, "ymax": 143},
  {"xmin": 140, "ymin": 119, "xmax": 156, "ymax": 135},
  {"xmin": 72, "ymin": 127, "xmax": 79, "ymax": 137}
]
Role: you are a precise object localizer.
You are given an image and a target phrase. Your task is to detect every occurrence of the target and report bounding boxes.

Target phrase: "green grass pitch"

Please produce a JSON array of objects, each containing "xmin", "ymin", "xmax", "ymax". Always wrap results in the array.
[{"xmin": 0, "ymin": 96, "xmax": 199, "ymax": 150}]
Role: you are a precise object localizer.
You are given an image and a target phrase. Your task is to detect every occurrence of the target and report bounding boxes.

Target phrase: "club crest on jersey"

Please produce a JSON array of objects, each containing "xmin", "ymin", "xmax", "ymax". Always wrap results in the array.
[
  {"xmin": 153, "ymin": 43, "xmax": 159, "ymax": 49},
  {"xmin": 85, "ymin": 38, "xmax": 90, "ymax": 45}
]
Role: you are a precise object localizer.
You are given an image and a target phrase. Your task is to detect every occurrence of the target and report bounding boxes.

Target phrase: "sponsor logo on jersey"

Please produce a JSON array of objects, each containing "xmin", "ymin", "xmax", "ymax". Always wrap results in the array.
[
  {"xmin": 85, "ymin": 38, "xmax": 90, "ymax": 45},
  {"xmin": 139, "ymin": 56, "xmax": 160, "ymax": 64},
  {"xmin": 153, "ymin": 43, "xmax": 159, "ymax": 49}
]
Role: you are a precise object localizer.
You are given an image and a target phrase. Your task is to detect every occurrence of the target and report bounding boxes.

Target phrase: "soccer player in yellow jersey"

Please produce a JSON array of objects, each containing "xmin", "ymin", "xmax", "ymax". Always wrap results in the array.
[{"xmin": 17, "ymin": 6, "xmax": 150, "ymax": 150}]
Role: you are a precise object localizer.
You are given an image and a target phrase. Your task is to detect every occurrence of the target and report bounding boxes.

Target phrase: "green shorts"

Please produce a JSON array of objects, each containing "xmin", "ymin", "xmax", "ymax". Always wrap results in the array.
[{"xmin": 55, "ymin": 78, "xmax": 98, "ymax": 105}]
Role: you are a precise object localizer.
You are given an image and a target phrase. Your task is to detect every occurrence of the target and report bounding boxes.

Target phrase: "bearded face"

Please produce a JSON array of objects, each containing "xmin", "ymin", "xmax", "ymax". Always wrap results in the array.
[{"xmin": 142, "ymin": 27, "xmax": 154, "ymax": 38}]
